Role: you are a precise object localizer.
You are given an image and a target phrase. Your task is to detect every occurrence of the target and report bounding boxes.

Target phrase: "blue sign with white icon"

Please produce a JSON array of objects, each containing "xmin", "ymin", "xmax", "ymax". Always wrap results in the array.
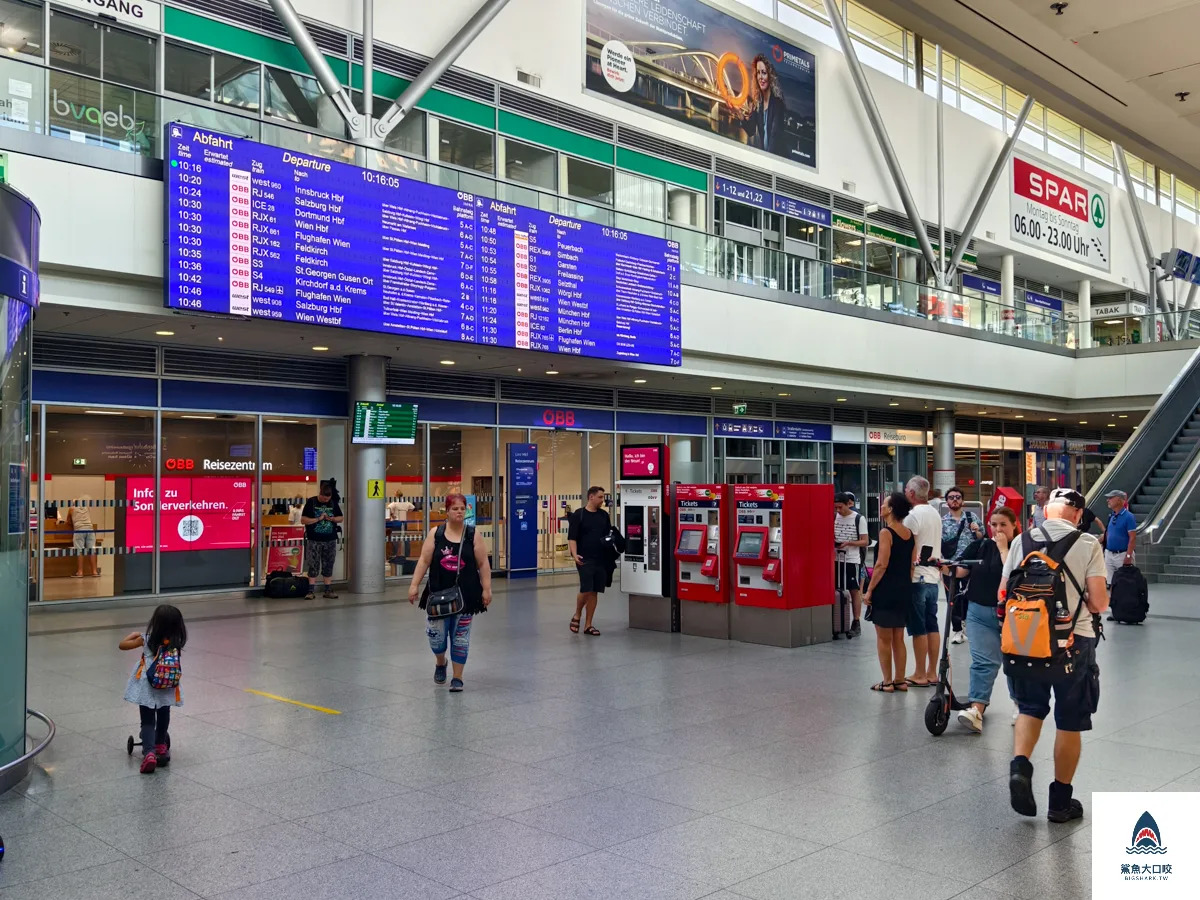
[{"xmin": 507, "ymin": 443, "xmax": 538, "ymax": 577}]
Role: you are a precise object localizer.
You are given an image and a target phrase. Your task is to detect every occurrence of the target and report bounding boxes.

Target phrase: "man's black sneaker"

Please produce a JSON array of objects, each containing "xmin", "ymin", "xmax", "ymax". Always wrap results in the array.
[
  {"xmin": 1048, "ymin": 799, "xmax": 1084, "ymax": 823},
  {"xmin": 851, "ymin": 619, "xmax": 861, "ymax": 636},
  {"xmin": 1009, "ymin": 757, "xmax": 1036, "ymax": 817}
]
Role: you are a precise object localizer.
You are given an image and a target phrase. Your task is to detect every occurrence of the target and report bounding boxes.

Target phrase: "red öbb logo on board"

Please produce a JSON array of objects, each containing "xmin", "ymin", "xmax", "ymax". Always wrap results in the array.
[
  {"xmin": 164, "ymin": 458, "xmax": 195, "ymax": 470},
  {"xmin": 542, "ymin": 409, "xmax": 575, "ymax": 426}
]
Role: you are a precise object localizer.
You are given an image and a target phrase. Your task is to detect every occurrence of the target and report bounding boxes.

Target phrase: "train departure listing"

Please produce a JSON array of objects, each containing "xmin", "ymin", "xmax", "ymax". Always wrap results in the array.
[{"xmin": 166, "ymin": 124, "xmax": 682, "ymax": 366}]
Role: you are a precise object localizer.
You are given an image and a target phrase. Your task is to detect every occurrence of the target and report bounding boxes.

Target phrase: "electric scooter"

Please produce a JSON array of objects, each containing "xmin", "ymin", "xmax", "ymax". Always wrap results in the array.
[{"xmin": 924, "ymin": 559, "xmax": 980, "ymax": 736}]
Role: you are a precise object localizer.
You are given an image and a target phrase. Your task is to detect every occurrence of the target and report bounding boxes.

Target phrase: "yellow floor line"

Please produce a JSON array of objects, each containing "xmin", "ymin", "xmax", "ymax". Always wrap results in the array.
[{"xmin": 243, "ymin": 688, "xmax": 341, "ymax": 715}]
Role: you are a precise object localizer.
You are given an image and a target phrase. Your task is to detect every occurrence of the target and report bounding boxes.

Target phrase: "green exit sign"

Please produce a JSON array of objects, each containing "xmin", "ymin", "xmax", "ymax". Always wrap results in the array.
[
  {"xmin": 72, "ymin": 457, "xmax": 86, "ymax": 466},
  {"xmin": 732, "ymin": 403, "xmax": 748, "ymax": 415}
]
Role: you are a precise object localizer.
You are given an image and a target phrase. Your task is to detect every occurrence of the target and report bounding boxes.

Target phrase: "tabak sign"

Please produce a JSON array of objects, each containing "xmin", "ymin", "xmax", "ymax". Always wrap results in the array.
[{"xmin": 1010, "ymin": 155, "xmax": 1110, "ymax": 272}]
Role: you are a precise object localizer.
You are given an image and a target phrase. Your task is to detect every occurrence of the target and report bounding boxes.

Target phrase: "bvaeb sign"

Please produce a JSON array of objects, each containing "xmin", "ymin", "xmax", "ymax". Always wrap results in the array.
[{"xmin": 126, "ymin": 476, "xmax": 253, "ymax": 552}]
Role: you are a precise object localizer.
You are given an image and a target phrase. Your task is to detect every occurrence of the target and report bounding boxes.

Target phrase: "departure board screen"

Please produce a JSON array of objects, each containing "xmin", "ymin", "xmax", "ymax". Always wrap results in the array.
[
  {"xmin": 166, "ymin": 125, "xmax": 682, "ymax": 366},
  {"xmin": 352, "ymin": 402, "xmax": 418, "ymax": 445}
]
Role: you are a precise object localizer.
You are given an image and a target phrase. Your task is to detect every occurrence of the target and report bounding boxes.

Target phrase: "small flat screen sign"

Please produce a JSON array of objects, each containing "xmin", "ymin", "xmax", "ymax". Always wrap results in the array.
[
  {"xmin": 736, "ymin": 531, "xmax": 764, "ymax": 557},
  {"xmin": 621, "ymin": 445, "xmax": 660, "ymax": 479},
  {"xmin": 352, "ymin": 402, "xmax": 418, "ymax": 445}
]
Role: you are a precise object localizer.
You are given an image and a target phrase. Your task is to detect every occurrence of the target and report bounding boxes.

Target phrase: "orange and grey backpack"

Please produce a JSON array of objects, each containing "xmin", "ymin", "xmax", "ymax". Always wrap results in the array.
[{"xmin": 1001, "ymin": 529, "xmax": 1087, "ymax": 681}]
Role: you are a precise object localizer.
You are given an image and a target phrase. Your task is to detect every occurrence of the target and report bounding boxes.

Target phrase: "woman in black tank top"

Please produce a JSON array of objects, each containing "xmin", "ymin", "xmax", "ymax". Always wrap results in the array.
[
  {"xmin": 863, "ymin": 491, "xmax": 915, "ymax": 693},
  {"xmin": 408, "ymin": 493, "xmax": 492, "ymax": 692}
]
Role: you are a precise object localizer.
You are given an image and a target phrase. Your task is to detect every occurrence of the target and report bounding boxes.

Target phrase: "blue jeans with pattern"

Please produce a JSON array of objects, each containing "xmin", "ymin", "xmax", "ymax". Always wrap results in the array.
[{"xmin": 426, "ymin": 613, "xmax": 474, "ymax": 665}]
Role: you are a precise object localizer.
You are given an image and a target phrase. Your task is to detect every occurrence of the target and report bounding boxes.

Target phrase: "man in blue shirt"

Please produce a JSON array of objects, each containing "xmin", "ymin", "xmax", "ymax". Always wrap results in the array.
[{"xmin": 1099, "ymin": 490, "xmax": 1137, "ymax": 586}]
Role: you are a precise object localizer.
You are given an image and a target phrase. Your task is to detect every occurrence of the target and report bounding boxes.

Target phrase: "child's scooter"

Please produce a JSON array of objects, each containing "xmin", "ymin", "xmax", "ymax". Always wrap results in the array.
[
  {"xmin": 127, "ymin": 733, "xmax": 171, "ymax": 756},
  {"xmin": 925, "ymin": 559, "xmax": 980, "ymax": 735}
]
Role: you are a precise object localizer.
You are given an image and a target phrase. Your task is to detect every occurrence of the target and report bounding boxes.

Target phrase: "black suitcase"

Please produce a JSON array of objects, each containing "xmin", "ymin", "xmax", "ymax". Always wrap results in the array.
[
  {"xmin": 833, "ymin": 551, "xmax": 855, "ymax": 639},
  {"xmin": 1109, "ymin": 565, "xmax": 1148, "ymax": 624},
  {"xmin": 264, "ymin": 570, "xmax": 311, "ymax": 598}
]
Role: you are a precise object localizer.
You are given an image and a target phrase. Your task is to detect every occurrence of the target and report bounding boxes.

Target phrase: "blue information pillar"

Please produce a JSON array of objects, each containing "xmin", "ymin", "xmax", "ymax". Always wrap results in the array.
[{"xmin": 507, "ymin": 444, "xmax": 538, "ymax": 579}]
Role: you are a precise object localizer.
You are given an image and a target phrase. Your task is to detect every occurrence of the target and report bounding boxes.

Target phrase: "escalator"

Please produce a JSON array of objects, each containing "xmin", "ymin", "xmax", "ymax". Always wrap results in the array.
[{"xmin": 1087, "ymin": 345, "xmax": 1200, "ymax": 581}]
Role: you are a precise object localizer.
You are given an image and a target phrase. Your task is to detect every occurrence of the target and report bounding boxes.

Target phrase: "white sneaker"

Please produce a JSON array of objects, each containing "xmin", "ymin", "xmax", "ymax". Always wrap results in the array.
[
  {"xmin": 950, "ymin": 631, "xmax": 967, "ymax": 644},
  {"xmin": 1011, "ymin": 710, "xmax": 1019, "ymax": 726},
  {"xmin": 958, "ymin": 706, "xmax": 983, "ymax": 733}
]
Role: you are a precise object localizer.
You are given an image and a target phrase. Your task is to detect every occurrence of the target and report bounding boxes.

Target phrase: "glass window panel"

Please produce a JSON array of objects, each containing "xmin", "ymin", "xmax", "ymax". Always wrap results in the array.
[
  {"xmin": 1084, "ymin": 129, "xmax": 1113, "ymax": 163},
  {"xmin": 0, "ymin": 55, "xmax": 44, "ymax": 133},
  {"xmin": 588, "ymin": 433, "xmax": 615, "ymax": 507},
  {"xmin": 162, "ymin": 97, "xmax": 257, "ymax": 140},
  {"xmin": 737, "ymin": 0, "xmax": 773, "ymax": 14},
  {"xmin": 1013, "ymin": 117, "xmax": 1045, "ymax": 151},
  {"xmin": 564, "ymin": 156, "xmax": 613, "ymax": 206},
  {"xmin": 265, "ymin": 67, "xmax": 327, "ymax": 129},
  {"xmin": 1047, "ymin": 138, "xmax": 1082, "ymax": 170},
  {"xmin": 41, "ymin": 407, "xmax": 156, "ymax": 602},
  {"xmin": 1006, "ymin": 90, "xmax": 1045, "ymax": 131},
  {"xmin": 1083, "ymin": 156, "xmax": 1115, "ymax": 185},
  {"xmin": 848, "ymin": 2, "xmax": 904, "ymax": 58},
  {"xmin": 1046, "ymin": 110, "xmax": 1081, "ymax": 150},
  {"xmin": 49, "ymin": 11, "xmax": 100, "ymax": 79},
  {"xmin": 48, "ymin": 70, "xmax": 158, "ymax": 156},
  {"xmin": 960, "ymin": 93, "xmax": 1002, "ymax": 128},
  {"xmin": 0, "ymin": 0, "xmax": 43, "ymax": 61},
  {"xmin": 922, "ymin": 41, "xmax": 957, "ymax": 85},
  {"xmin": 615, "ymin": 170, "xmax": 665, "ymax": 220},
  {"xmin": 832, "ymin": 229, "xmax": 863, "ymax": 268},
  {"xmin": 259, "ymin": 418, "xmax": 319, "ymax": 582},
  {"xmin": 214, "ymin": 52, "xmax": 261, "ymax": 113},
  {"xmin": 854, "ymin": 38, "xmax": 905, "ymax": 82},
  {"xmin": 670, "ymin": 436, "xmax": 706, "ymax": 483},
  {"xmin": 165, "ymin": 41, "xmax": 211, "ymax": 100},
  {"xmin": 777, "ymin": 2, "xmax": 839, "ymax": 49},
  {"xmin": 958, "ymin": 61, "xmax": 1003, "ymax": 109},
  {"xmin": 160, "ymin": 414, "xmax": 257, "ymax": 594},
  {"xmin": 103, "ymin": 25, "xmax": 156, "ymax": 91},
  {"xmin": 1124, "ymin": 151, "xmax": 1147, "ymax": 184},
  {"xmin": 502, "ymin": 137, "xmax": 555, "ymax": 190},
  {"xmin": 436, "ymin": 118, "xmax": 494, "ymax": 174},
  {"xmin": 381, "ymin": 425, "xmax": 427, "ymax": 576},
  {"xmin": 667, "ymin": 186, "xmax": 705, "ymax": 229},
  {"xmin": 261, "ymin": 122, "xmax": 356, "ymax": 163}
]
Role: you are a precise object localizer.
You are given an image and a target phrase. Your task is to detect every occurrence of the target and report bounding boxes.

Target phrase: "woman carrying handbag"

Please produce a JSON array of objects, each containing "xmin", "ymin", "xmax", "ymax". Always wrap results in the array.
[{"xmin": 408, "ymin": 493, "xmax": 492, "ymax": 692}]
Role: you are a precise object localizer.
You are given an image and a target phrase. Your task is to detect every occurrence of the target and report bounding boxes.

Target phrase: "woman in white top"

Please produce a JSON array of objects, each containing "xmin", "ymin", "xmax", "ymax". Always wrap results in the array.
[{"xmin": 69, "ymin": 495, "xmax": 99, "ymax": 577}]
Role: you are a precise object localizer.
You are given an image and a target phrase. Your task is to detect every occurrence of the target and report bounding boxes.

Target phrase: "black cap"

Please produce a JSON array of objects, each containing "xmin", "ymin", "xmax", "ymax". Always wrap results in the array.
[{"xmin": 1048, "ymin": 488, "xmax": 1086, "ymax": 509}]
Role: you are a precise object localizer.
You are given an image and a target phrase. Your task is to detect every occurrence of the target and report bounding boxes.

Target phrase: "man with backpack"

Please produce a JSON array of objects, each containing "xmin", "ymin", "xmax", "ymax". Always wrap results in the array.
[
  {"xmin": 1000, "ymin": 488, "xmax": 1108, "ymax": 823},
  {"xmin": 834, "ymin": 492, "xmax": 869, "ymax": 635}
]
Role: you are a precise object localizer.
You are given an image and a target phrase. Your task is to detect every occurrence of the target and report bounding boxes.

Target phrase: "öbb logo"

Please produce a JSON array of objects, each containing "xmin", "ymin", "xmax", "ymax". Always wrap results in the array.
[
  {"xmin": 542, "ymin": 409, "xmax": 575, "ymax": 427},
  {"xmin": 164, "ymin": 458, "xmax": 194, "ymax": 471}
]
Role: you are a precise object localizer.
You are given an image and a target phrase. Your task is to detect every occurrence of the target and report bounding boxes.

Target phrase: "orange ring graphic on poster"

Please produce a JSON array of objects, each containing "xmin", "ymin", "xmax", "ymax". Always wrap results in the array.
[{"xmin": 716, "ymin": 52, "xmax": 750, "ymax": 110}]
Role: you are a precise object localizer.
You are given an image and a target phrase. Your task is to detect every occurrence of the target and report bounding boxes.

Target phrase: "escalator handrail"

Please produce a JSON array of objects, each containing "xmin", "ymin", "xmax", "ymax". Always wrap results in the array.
[
  {"xmin": 1128, "ymin": 413, "xmax": 1200, "ymax": 536},
  {"xmin": 1139, "ymin": 447, "xmax": 1200, "ymax": 544},
  {"xmin": 1086, "ymin": 343, "xmax": 1200, "ymax": 509}
]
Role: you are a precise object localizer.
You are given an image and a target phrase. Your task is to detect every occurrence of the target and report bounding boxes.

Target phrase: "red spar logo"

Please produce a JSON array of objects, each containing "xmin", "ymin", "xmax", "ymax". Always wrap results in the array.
[{"xmin": 1014, "ymin": 158, "xmax": 1089, "ymax": 222}]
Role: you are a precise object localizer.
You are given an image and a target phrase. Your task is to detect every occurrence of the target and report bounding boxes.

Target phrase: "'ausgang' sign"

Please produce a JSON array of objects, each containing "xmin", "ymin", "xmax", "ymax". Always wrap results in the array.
[{"xmin": 1010, "ymin": 155, "xmax": 1110, "ymax": 272}]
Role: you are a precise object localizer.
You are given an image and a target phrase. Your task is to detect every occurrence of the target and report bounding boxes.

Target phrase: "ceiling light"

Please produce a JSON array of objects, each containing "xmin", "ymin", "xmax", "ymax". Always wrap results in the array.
[
  {"xmin": 155, "ymin": 330, "xmax": 174, "ymax": 336},
  {"xmin": 439, "ymin": 359, "xmax": 455, "ymax": 366},
  {"xmin": 778, "ymin": 392, "xmax": 790, "ymax": 397},
  {"xmin": 978, "ymin": 411, "xmax": 988, "ymax": 415},
  {"xmin": 1118, "ymin": 414, "xmax": 1128, "ymax": 418},
  {"xmin": 888, "ymin": 402, "xmax": 900, "ymax": 407},
  {"xmin": 836, "ymin": 397, "xmax": 848, "ymax": 402},
  {"xmin": 517, "ymin": 368, "xmax": 522, "ymax": 373},
  {"xmin": 1107, "ymin": 423, "xmax": 1116, "ymax": 427},
  {"xmin": 1050, "ymin": 2, "xmax": 1068, "ymax": 15},
  {"xmin": 935, "ymin": 407, "xmax": 946, "ymax": 411},
  {"xmin": 545, "ymin": 370, "xmax": 559, "ymax": 375},
  {"xmin": 180, "ymin": 415, "xmax": 216, "ymax": 420},
  {"xmin": 710, "ymin": 386, "xmax": 723, "ymax": 391},
  {"xmin": 1104, "ymin": 319, "xmax": 1123, "ymax": 325},
  {"xmin": 312, "ymin": 346, "xmax": 329, "ymax": 352},
  {"xmin": 1049, "ymin": 417, "xmax": 1058, "ymax": 421},
  {"xmin": 266, "ymin": 419, "xmax": 299, "ymax": 424},
  {"xmin": 84, "ymin": 410, "xmax": 124, "ymax": 416},
  {"xmin": 1014, "ymin": 415, "xmax": 1024, "ymax": 419},
  {"xmin": 634, "ymin": 378, "xmax": 647, "ymax": 384},
  {"xmin": 217, "ymin": 336, "xmax": 224, "ymax": 342},
  {"xmin": 1079, "ymin": 420, "xmax": 1088, "ymax": 424}
]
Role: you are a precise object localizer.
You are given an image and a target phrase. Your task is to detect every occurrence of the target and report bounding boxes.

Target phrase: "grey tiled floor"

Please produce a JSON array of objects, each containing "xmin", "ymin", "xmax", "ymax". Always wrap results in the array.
[{"xmin": 7, "ymin": 581, "xmax": 1200, "ymax": 900}]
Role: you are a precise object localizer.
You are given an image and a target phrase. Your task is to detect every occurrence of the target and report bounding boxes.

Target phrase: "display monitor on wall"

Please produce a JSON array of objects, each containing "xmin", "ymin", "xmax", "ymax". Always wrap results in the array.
[
  {"xmin": 352, "ymin": 402, "xmax": 418, "ymax": 445},
  {"xmin": 165, "ymin": 125, "xmax": 681, "ymax": 366}
]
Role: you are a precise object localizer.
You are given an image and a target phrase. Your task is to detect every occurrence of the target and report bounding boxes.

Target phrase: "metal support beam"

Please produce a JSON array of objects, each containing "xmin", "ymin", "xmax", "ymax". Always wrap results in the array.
[
  {"xmin": 362, "ymin": 0, "xmax": 374, "ymax": 133},
  {"xmin": 268, "ymin": 0, "xmax": 362, "ymax": 135},
  {"xmin": 944, "ymin": 94, "xmax": 1035, "ymax": 281},
  {"xmin": 823, "ymin": 0, "xmax": 941, "ymax": 284},
  {"xmin": 1114, "ymin": 142, "xmax": 1176, "ymax": 339},
  {"xmin": 936, "ymin": 45, "xmax": 945, "ymax": 284},
  {"xmin": 375, "ymin": 0, "xmax": 512, "ymax": 139}
]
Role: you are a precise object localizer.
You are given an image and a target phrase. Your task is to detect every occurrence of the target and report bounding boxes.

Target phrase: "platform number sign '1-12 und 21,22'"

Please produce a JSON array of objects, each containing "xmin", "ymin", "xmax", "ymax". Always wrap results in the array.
[{"xmin": 165, "ymin": 124, "xmax": 682, "ymax": 366}]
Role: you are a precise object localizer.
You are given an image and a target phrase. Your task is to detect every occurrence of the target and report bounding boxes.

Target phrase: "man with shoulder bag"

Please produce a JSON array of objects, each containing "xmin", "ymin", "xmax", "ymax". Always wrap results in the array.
[{"xmin": 999, "ymin": 489, "xmax": 1108, "ymax": 822}]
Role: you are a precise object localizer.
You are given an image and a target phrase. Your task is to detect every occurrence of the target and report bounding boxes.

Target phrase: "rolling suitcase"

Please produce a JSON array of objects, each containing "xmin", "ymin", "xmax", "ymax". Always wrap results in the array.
[{"xmin": 833, "ymin": 550, "xmax": 855, "ymax": 640}]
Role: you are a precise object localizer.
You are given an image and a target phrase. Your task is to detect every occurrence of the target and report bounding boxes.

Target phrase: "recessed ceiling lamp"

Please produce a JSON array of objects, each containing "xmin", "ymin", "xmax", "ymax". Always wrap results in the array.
[
  {"xmin": 155, "ymin": 330, "xmax": 174, "ymax": 336},
  {"xmin": 312, "ymin": 346, "xmax": 329, "ymax": 352},
  {"xmin": 634, "ymin": 378, "xmax": 647, "ymax": 384},
  {"xmin": 439, "ymin": 360, "xmax": 455, "ymax": 366}
]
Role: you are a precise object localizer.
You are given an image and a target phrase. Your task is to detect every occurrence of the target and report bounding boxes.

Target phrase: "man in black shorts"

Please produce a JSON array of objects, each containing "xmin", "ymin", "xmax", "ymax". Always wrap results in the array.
[{"xmin": 568, "ymin": 486, "xmax": 611, "ymax": 636}]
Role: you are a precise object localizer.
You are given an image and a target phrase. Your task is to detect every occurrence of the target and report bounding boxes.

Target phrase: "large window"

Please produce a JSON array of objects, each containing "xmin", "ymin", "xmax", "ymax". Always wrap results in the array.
[
  {"xmin": 166, "ymin": 41, "xmax": 261, "ymax": 113},
  {"xmin": 615, "ymin": 170, "xmax": 665, "ymax": 222},
  {"xmin": 48, "ymin": 11, "xmax": 100, "ymax": 79},
  {"xmin": 563, "ymin": 156, "xmax": 613, "ymax": 206},
  {"xmin": 103, "ymin": 25, "xmax": 156, "ymax": 90},
  {"xmin": 49, "ymin": 69, "xmax": 158, "ymax": 155},
  {"xmin": 667, "ymin": 186, "xmax": 705, "ymax": 229},
  {"xmin": 436, "ymin": 118, "xmax": 494, "ymax": 174},
  {"xmin": 503, "ymin": 138, "xmax": 555, "ymax": 191},
  {"xmin": 49, "ymin": 12, "xmax": 155, "ymax": 90},
  {"xmin": 0, "ymin": 0, "xmax": 43, "ymax": 61},
  {"xmin": 386, "ymin": 425, "xmax": 427, "ymax": 577}
]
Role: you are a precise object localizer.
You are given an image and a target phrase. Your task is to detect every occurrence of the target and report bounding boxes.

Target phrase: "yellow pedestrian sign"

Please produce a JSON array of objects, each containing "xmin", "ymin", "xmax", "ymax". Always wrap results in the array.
[{"xmin": 367, "ymin": 479, "xmax": 384, "ymax": 499}]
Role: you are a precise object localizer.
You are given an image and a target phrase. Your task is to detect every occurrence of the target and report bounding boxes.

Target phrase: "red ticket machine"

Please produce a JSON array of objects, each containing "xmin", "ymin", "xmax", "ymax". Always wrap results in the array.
[
  {"xmin": 730, "ymin": 484, "xmax": 835, "ymax": 647},
  {"xmin": 674, "ymin": 485, "xmax": 728, "ymax": 639},
  {"xmin": 987, "ymin": 487, "xmax": 1025, "ymax": 534}
]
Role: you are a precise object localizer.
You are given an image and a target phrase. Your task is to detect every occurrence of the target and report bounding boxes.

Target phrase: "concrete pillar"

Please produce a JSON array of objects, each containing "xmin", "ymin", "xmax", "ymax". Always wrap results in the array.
[
  {"xmin": 349, "ymin": 355, "xmax": 388, "ymax": 594},
  {"xmin": 317, "ymin": 419, "xmax": 347, "ymax": 583},
  {"xmin": 933, "ymin": 410, "xmax": 955, "ymax": 495},
  {"xmin": 1077, "ymin": 279, "xmax": 1092, "ymax": 349},
  {"xmin": 899, "ymin": 255, "xmax": 919, "ymax": 313},
  {"xmin": 1000, "ymin": 254, "xmax": 1015, "ymax": 336},
  {"xmin": 669, "ymin": 189, "xmax": 693, "ymax": 225}
]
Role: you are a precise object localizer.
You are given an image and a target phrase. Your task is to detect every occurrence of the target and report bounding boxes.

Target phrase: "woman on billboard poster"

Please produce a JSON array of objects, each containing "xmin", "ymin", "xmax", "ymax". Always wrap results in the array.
[{"xmin": 740, "ymin": 54, "xmax": 787, "ymax": 154}]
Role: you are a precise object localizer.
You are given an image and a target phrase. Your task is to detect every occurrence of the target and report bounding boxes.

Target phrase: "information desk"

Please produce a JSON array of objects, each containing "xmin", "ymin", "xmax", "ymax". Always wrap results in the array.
[{"xmin": 166, "ymin": 125, "xmax": 682, "ymax": 366}]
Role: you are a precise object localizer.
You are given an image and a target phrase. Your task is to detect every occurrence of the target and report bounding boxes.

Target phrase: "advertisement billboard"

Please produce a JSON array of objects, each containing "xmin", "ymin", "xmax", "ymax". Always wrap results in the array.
[
  {"xmin": 585, "ymin": 0, "xmax": 817, "ymax": 168},
  {"xmin": 127, "ymin": 476, "xmax": 254, "ymax": 552},
  {"xmin": 1010, "ymin": 154, "xmax": 1110, "ymax": 272}
]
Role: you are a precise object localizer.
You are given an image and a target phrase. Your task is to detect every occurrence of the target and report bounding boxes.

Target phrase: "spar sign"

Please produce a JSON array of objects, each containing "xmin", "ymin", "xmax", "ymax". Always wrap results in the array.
[{"xmin": 1010, "ymin": 155, "xmax": 1110, "ymax": 272}]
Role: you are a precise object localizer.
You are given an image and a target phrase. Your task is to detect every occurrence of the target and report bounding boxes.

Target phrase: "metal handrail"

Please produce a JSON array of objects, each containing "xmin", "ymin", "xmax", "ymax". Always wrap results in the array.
[
  {"xmin": 1139, "ymin": 448, "xmax": 1200, "ymax": 545},
  {"xmin": 0, "ymin": 709, "xmax": 56, "ymax": 795}
]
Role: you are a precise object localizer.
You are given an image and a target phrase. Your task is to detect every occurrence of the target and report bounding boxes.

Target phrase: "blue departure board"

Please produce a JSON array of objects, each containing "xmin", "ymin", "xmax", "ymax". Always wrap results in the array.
[{"xmin": 166, "ymin": 124, "xmax": 682, "ymax": 366}]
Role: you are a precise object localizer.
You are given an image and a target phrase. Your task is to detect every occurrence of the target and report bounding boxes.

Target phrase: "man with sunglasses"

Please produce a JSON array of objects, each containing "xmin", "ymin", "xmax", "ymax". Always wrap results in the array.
[{"xmin": 941, "ymin": 487, "xmax": 983, "ymax": 644}]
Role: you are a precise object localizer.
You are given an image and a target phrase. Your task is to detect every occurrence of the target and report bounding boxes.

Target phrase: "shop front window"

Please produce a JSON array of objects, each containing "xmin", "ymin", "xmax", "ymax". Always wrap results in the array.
[
  {"xmin": 41, "ymin": 407, "xmax": 155, "ymax": 602},
  {"xmin": 426, "ymin": 426, "xmax": 494, "ymax": 570},
  {"xmin": 49, "ymin": 69, "xmax": 158, "ymax": 155},
  {"xmin": 0, "ymin": 55, "xmax": 44, "ymax": 133},
  {"xmin": 160, "ymin": 413, "xmax": 257, "ymax": 594},
  {"xmin": 669, "ymin": 435, "xmax": 706, "ymax": 483},
  {"xmin": 533, "ymin": 429, "xmax": 583, "ymax": 570},
  {"xmin": 386, "ymin": 423, "xmax": 427, "ymax": 576},
  {"xmin": 259, "ymin": 418, "xmax": 320, "ymax": 584}
]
